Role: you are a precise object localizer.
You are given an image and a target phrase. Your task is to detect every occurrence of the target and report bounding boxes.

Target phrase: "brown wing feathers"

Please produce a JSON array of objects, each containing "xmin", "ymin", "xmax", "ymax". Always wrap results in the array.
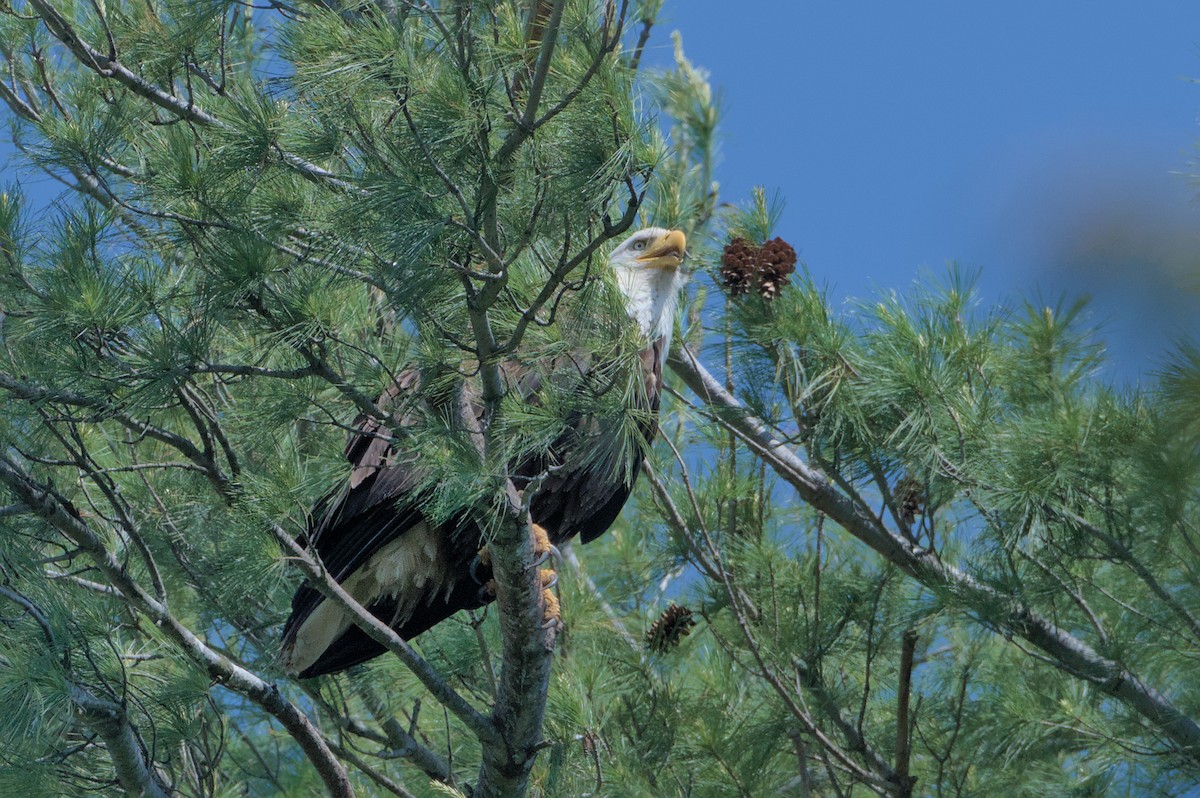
[{"xmin": 280, "ymin": 346, "xmax": 664, "ymax": 678}]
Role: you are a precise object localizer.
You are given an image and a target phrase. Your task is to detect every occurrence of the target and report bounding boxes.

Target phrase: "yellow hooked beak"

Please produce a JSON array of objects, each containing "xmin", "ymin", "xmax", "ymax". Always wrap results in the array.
[{"xmin": 635, "ymin": 229, "xmax": 687, "ymax": 270}]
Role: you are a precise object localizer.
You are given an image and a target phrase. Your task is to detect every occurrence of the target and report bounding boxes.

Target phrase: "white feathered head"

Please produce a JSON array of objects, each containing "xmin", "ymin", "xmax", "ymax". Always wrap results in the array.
[{"xmin": 608, "ymin": 227, "xmax": 688, "ymax": 345}]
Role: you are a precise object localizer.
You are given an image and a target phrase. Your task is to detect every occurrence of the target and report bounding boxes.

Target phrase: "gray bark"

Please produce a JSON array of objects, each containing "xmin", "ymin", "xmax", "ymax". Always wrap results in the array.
[
  {"xmin": 668, "ymin": 346, "xmax": 1200, "ymax": 763},
  {"xmin": 69, "ymin": 687, "xmax": 174, "ymax": 798},
  {"xmin": 473, "ymin": 495, "xmax": 559, "ymax": 798}
]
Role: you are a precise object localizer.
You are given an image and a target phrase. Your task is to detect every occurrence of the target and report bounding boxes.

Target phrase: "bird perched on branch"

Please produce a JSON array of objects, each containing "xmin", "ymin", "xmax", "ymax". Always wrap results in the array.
[{"xmin": 280, "ymin": 227, "xmax": 687, "ymax": 677}]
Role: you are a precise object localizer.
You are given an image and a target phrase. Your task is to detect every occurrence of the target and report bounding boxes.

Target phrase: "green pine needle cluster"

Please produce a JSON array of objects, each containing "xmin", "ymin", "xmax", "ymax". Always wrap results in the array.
[{"xmin": 0, "ymin": 1, "xmax": 1197, "ymax": 796}]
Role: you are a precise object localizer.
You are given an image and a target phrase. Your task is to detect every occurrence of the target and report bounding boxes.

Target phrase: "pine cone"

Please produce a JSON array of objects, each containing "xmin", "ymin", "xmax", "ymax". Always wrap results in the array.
[
  {"xmin": 645, "ymin": 603, "xmax": 696, "ymax": 653},
  {"xmin": 581, "ymin": 729, "xmax": 601, "ymax": 757},
  {"xmin": 757, "ymin": 236, "xmax": 797, "ymax": 300},
  {"xmin": 720, "ymin": 237, "xmax": 757, "ymax": 296},
  {"xmin": 895, "ymin": 475, "xmax": 925, "ymax": 525}
]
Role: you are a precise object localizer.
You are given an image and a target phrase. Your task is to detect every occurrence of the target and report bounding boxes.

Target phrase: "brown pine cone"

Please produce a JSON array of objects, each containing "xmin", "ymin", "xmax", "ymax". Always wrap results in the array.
[
  {"xmin": 757, "ymin": 236, "xmax": 797, "ymax": 300},
  {"xmin": 645, "ymin": 603, "xmax": 697, "ymax": 653},
  {"xmin": 720, "ymin": 237, "xmax": 758, "ymax": 296},
  {"xmin": 894, "ymin": 475, "xmax": 925, "ymax": 525}
]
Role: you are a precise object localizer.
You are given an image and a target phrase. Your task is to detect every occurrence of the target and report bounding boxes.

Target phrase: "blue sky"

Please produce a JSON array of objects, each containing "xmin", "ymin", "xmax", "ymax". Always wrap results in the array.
[
  {"xmin": 2, "ymin": 4, "xmax": 1199, "ymax": 380},
  {"xmin": 645, "ymin": 2, "xmax": 1200, "ymax": 381}
]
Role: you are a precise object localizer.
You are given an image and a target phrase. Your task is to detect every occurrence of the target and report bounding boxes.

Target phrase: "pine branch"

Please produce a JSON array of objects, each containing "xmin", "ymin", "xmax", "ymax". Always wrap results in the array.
[
  {"xmin": 667, "ymin": 346, "xmax": 1200, "ymax": 765},
  {"xmin": 499, "ymin": 197, "xmax": 641, "ymax": 355},
  {"xmin": 0, "ymin": 586, "xmax": 172, "ymax": 798},
  {"xmin": 641, "ymin": 459, "xmax": 722, "ymax": 583},
  {"xmin": 894, "ymin": 630, "xmax": 917, "ymax": 797},
  {"xmin": 502, "ymin": 0, "xmax": 567, "ymax": 158},
  {"xmin": 562, "ymin": 545, "xmax": 640, "ymax": 650},
  {"xmin": 68, "ymin": 685, "xmax": 174, "ymax": 798},
  {"xmin": 325, "ymin": 739, "xmax": 418, "ymax": 798},
  {"xmin": 0, "ymin": 371, "xmax": 236, "ymax": 497},
  {"xmin": 526, "ymin": 0, "xmax": 627, "ymax": 133},
  {"xmin": 0, "ymin": 455, "xmax": 356, "ymax": 798},
  {"xmin": 37, "ymin": 414, "xmax": 169, "ymax": 604},
  {"xmin": 626, "ymin": 7, "xmax": 655, "ymax": 72},
  {"xmin": 22, "ymin": 0, "xmax": 356, "ymax": 191},
  {"xmin": 645, "ymin": 456, "xmax": 898, "ymax": 790},
  {"xmin": 355, "ymin": 683, "xmax": 455, "ymax": 785},
  {"xmin": 791, "ymin": 657, "xmax": 901, "ymax": 792},
  {"xmin": 1058, "ymin": 508, "xmax": 1200, "ymax": 644}
]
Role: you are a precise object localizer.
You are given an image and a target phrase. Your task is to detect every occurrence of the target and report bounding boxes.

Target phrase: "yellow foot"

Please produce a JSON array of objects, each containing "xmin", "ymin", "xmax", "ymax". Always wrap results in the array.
[
  {"xmin": 540, "ymin": 568, "xmax": 561, "ymax": 628},
  {"xmin": 532, "ymin": 523, "xmax": 552, "ymax": 557},
  {"xmin": 530, "ymin": 523, "xmax": 563, "ymax": 571},
  {"xmin": 476, "ymin": 523, "xmax": 550, "ymax": 570}
]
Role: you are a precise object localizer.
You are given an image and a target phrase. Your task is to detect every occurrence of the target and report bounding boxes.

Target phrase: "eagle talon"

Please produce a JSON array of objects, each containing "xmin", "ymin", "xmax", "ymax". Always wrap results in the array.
[
  {"xmin": 531, "ymin": 523, "xmax": 553, "ymax": 555},
  {"xmin": 541, "ymin": 583, "xmax": 561, "ymax": 629},
  {"xmin": 528, "ymin": 530, "xmax": 562, "ymax": 570},
  {"xmin": 546, "ymin": 543, "xmax": 562, "ymax": 566},
  {"xmin": 470, "ymin": 545, "xmax": 493, "ymax": 584}
]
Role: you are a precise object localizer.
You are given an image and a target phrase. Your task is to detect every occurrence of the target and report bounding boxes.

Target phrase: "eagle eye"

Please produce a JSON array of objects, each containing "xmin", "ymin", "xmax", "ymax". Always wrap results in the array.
[{"xmin": 632, "ymin": 239, "xmax": 648, "ymax": 250}]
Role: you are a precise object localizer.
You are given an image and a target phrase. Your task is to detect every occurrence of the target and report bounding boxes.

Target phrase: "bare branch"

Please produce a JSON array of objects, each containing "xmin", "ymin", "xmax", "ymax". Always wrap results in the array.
[
  {"xmin": 895, "ymin": 630, "xmax": 917, "ymax": 797},
  {"xmin": 496, "ymin": 0, "xmax": 566, "ymax": 163},
  {"xmin": 0, "ymin": 502, "xmax": 29, "ymax": 517},
  {"xmin": 353, "ymin": 682, "xmax": 455, "ymax": 785},
  {"xmin": 324, "ymin": 739, "xmax": 418, "ymax": 798}
]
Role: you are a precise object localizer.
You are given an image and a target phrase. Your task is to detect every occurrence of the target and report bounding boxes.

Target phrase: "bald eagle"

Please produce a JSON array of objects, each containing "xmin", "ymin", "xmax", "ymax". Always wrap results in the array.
[{"xmin": 280, "ymin": 228, "xmax": 687, "ymax": 677}]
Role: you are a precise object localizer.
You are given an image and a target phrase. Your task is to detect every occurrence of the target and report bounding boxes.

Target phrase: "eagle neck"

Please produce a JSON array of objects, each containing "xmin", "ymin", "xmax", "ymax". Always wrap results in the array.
[{"xmin": 619, "ymin": 267, "xmax": 682, "ymax": 366}]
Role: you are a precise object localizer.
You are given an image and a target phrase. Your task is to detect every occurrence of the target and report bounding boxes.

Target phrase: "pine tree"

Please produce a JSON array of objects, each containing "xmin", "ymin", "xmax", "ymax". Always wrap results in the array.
[{"xmin": 1, "ymin": 2, "xmax": 1198, "ymax": 797}]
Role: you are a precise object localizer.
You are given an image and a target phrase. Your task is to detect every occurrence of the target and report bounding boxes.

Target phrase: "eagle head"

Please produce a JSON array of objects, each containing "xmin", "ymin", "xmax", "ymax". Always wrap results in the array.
[{"xmin": 609, "ymin": 227, "xmax": 688, "ymax": 346}]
